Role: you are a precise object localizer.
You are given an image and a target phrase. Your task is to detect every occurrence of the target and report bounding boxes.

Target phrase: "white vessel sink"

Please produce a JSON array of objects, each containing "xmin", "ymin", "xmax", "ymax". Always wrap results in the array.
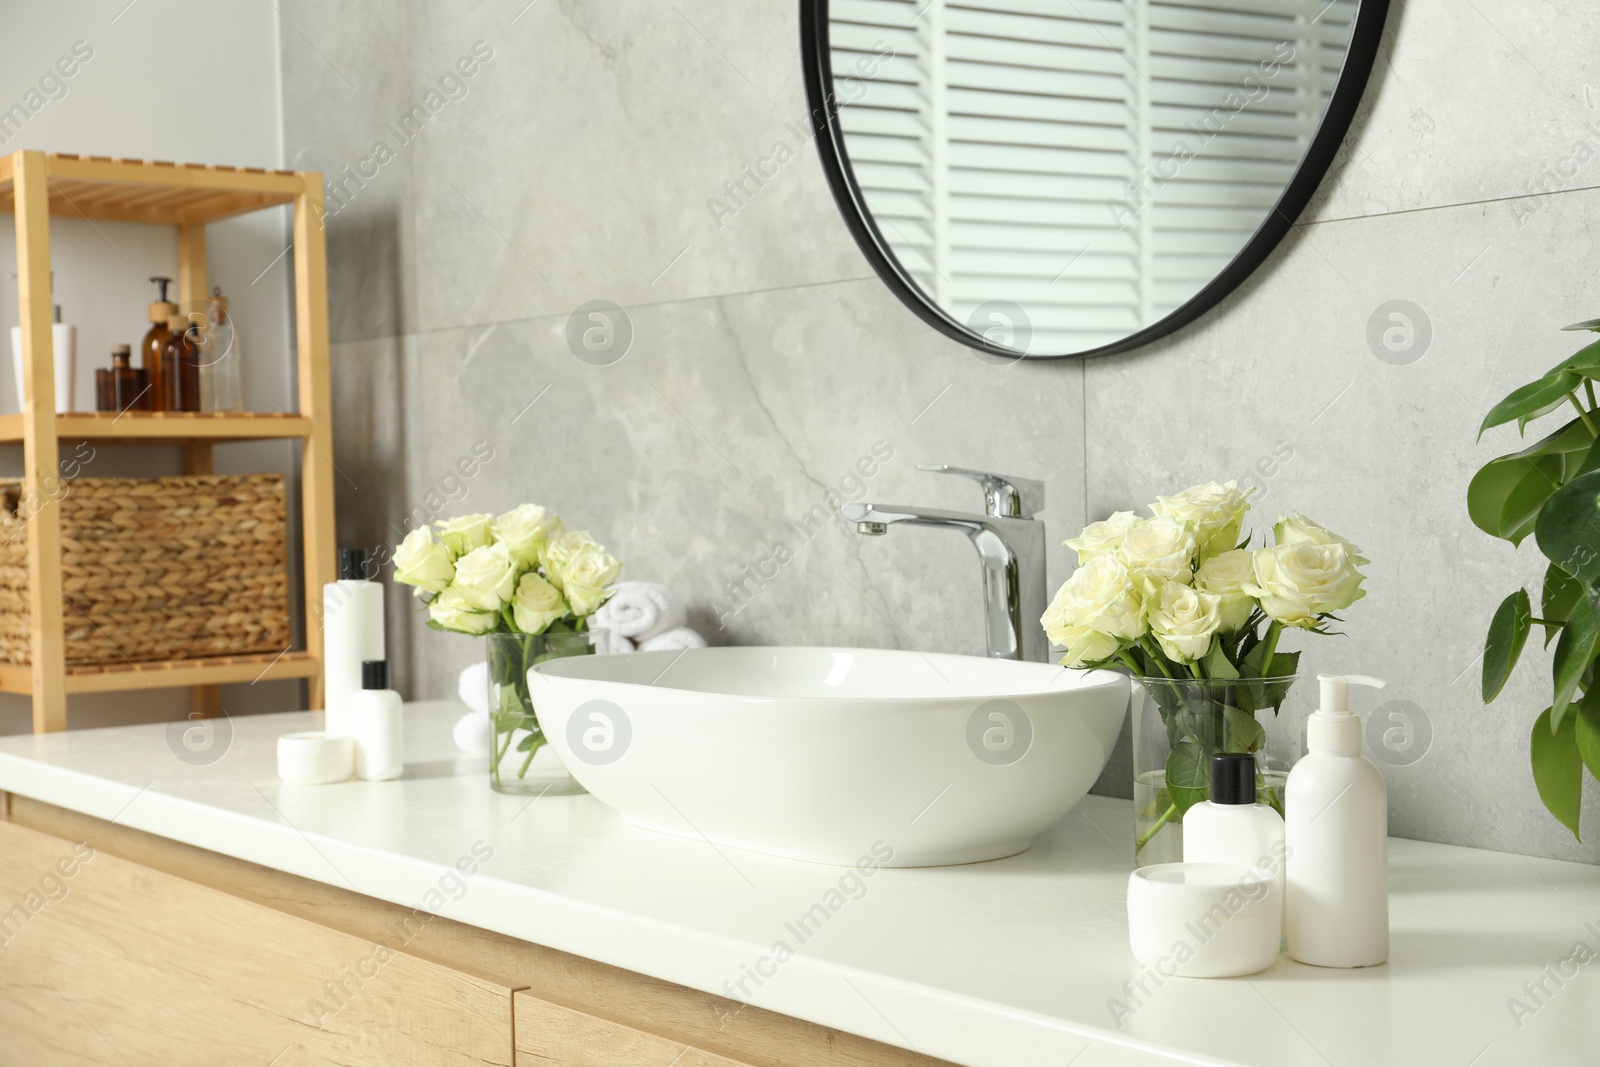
[{"xmin": 527, "ymin": 647, "xmax": 1127, "ymax": 867}]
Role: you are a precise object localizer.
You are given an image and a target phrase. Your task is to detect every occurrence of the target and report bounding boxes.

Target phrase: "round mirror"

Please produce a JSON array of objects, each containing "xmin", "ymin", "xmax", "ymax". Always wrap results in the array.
[{"xmin": 802, "ymin": 0, "xmax": 1389, "ymax": 360}]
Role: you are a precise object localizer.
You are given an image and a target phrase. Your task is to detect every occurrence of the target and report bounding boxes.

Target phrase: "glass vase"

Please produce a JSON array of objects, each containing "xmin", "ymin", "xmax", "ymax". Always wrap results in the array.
[
  {"xmin": 487, "ymin": 629, "xmax": 605, "ymax": 797},
  {"xmin": 1130, "ymin": 674, "xmax": 1296, "ymax": 866}
]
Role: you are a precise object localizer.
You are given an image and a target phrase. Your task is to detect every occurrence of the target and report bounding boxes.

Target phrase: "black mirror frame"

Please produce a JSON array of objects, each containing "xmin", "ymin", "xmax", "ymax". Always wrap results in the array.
[{"xmin": 800, "ymin": 0, "xmax": 1391, "ymax": 361}]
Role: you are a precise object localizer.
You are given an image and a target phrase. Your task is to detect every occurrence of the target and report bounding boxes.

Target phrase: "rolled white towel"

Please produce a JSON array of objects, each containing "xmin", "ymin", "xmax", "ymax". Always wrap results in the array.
[
  {"xmin": 637, "ymin": 627, "xmax": 707, "ymax": 652},
  {"xmin": 458, "ymin": 660, "xmax": 489, "ymax": 715},
  {"xmin": 598, "ymin": 629, "xmax": 636, "ymax": 656},
  {"xmin": 592, "ymin": 581, "xmax": 685, "ymax": 640},
  {"xmin": 453, "ymin": 710, "xmax": 491, "ymax": 755}
]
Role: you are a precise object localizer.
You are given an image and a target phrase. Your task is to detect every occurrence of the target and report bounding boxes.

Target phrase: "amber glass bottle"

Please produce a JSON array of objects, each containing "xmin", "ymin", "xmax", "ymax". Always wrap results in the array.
[
  {"xmin": 160, "ymin": 315, "xmax": 201, "ymax": 412},
  {"xmin": 141, "ymin": 276, "xmax": 177, "ymax": 412},
  {"xmin": 95, "ymin": 344, "xmax": 152, "ymax": 414}
]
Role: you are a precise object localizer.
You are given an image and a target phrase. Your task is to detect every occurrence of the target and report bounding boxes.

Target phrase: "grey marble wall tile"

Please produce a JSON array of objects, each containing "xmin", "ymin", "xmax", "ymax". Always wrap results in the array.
[
  {"xmin": 1083, "ymin": 186, "xmax": 1600, "ymax": 862},
  {"xmin": 398, "ymin": 0, "xmax": 873, "ymax": 334},
  {"xmin": 280, "ymin": 0, "xmax": 416, "ymax": 342},
  {"xmin": 1308, "ymin": 0, "xmax": 1600, "ymax": 222},
  {"xmin": 364, "ymin": 277, "xmax": 1083, "ymax": 702}
]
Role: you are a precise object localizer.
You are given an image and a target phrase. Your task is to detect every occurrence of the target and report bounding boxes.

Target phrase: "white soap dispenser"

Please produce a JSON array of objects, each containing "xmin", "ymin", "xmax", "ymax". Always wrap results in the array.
[
  {"xmin": 1285, "ymin": 673, "xmax": 1389, "ymax": 968},
  {"xmin": 1183, "ymin": 752, "xmax": 1286, "ymax": 879},
  {"xmin": 323, "ymin": 548, "xmax": 385, "ymax": 737}
]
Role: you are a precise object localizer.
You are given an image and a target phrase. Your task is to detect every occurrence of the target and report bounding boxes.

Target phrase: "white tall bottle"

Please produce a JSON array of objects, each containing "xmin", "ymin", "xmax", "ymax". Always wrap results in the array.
[
  {"xmin": 323, "ymin": 548, "xmax": 385, "ymax": 737},
  {"xmin": 1286, "ymin": 673, "xmax": 1389, "ymax": 967}
]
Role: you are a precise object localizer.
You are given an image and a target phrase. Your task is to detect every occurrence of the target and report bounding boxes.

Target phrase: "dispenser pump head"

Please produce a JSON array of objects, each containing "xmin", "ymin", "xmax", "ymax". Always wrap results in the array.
[
  {"xmin": 148, "ymin": 276, "xmax": 177, "ymax": 322},
  {"xmin": 1310, "ymin": 673, "xmax": 1387, "ymax": 756}
]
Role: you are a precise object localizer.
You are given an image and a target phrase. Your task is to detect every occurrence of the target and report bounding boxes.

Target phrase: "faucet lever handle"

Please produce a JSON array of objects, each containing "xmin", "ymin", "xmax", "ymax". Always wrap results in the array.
[{"xmin": 917, "ymin": 464, "xmax": 1045, "ymax": 519}]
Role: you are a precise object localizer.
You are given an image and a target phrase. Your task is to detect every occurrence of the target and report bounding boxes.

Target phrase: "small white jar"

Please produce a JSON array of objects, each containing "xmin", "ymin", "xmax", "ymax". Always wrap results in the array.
[{"xmin": 1127, "ymin": 862, "xmax": 1282, "ymax": 978}]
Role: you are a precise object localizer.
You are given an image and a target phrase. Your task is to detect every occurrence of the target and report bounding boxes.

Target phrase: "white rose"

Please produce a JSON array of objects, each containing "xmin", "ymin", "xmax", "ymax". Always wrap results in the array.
[
  {"xmin": 1041, "ymin": 552, "xmax": 1144, "ymax": 662},
  {"xmin": 451, "ymin": 542, "xmax": 517, "ymax": 612},
  {"xmin": 492, "ymin": 504, "xmax": 561, "ymax": 567},
  {"xmin": 510, "ymin": 572, "xmax": 567, "ymax": 634},
  {"xmin": 392, "ymin": 526, "xmax": 453, "ymax": 593},
  {"xmin": 1063, "ymin": 511, "xmax": 1141, "ymax": 563},
  {"xmin": 1274, "ymin": 512, "xmax": 1371, "ymax": 566},
  {"xmin": 1194, "ymin": 549, "xmax": 1256, "ymax": 633},
  {"xmin": 1040, "ymin": 577, "xmax": 1122, "ymax": 667},
  {"xmin": 436, "ymin": 513, "xmax": 494, "ymax": 558},
  {"xmin": 428, "ymin": 586, "xmax": 497, "ymax": 635},
  {"xmin": 561, "ymin": 546, "xmax": 623, "ymax": 616},
  {"xmin": 1120, "ymin": 517, "xmax": 1196, "ymax": 589},
  {"xmin": 542, "ymin": 529, "xmax": 600, "ymax": 588},
  {"xmin": 1245, "ymin": 543, "xmax": 1366, "ymax": 629},
  {"xmin": 1146, "ymin": 582, "xmax": 1222, "ymax": 662},
  {"xmin": 1152, "ymin": 480, "xmax": 1252, "ymax": 557}
]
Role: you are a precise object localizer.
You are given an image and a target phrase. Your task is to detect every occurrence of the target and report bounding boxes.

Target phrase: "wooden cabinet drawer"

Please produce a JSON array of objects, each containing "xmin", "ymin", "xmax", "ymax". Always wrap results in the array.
[
  {"xmin": 0, "ymin": 820, "xmax": 515, "ymax": 1066},
  {"xmin": 515, "ymin": 991, "xmax": 757, "ymax": 1066}
]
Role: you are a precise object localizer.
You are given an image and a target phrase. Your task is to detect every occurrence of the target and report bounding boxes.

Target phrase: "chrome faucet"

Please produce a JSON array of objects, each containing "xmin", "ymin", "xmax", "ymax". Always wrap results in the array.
[{"xmin": 842, "ymin": 464, "xmax": 1049, "ymax": 663}]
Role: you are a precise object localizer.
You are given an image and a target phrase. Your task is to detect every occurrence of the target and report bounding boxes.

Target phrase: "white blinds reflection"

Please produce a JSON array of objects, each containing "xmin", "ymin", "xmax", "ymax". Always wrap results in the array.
[{"xmin": 831, "ymin": 0, "xmax": 1356, "ymax": 354}]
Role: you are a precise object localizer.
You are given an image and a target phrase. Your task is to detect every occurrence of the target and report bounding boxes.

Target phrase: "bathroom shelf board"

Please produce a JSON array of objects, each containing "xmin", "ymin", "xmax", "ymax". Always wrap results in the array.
[
  {"xmin": 0, "ymin": 412, "xmax": 314, "ymax": 445},
  {"xmin": 0, "ymin": 153, "xmax": 301, "ymax": 225},
  {"xmin": 0, "ymin": 652, "xmax": 320, "ymax": 696},
  {"xmin": 5, "ymin": 149, "xmax": 336, "ymax": 732}
]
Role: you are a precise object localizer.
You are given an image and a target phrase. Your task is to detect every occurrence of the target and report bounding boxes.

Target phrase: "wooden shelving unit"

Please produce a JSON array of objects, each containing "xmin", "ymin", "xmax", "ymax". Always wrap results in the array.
[{"xmin": 1, "ymin": 150, "xmax": 336, "ymax": 732}]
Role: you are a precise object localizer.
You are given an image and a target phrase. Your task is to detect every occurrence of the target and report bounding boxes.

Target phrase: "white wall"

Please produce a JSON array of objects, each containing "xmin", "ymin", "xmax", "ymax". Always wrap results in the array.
[{"xmin": 0, "ymin": 0, "xmax": 298, "ymax": 733}]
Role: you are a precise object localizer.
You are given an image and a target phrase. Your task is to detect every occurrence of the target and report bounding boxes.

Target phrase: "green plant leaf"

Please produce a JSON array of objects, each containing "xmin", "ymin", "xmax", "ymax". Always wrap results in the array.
[
  {"xmin": 1483, "ymin": 589, "xmax": 1532, "ymax": 703},
  {"xmin": 1531, "ymin": 705, "xmax": 1583, "ymax": 841},
  {"xmin": 1553, "ymin": 337, "xmax": 1600, "ymax": 372},
  {"xmin": 1502, "ymin": 456, "xmax": 1567, "ymax": 546},
  {"xmin": 1202, "ymin": 642, "xmax": 1239, "ymax": 680},
  {"xmin": 1535, "ymin": 468, "xmax": 1600, "ymax": 584},
  {"xmin": 1479, "ymin": 369, "xmax": 1581, "ymax": 438},
  {"xmin": 1543, "ymin": 565, "xmax": 1584, "ymax": 647},
  {"xmin": 1165, "ymin": 741, "xmax": 1209, "ymax": 814},
  {"xmin": 1222, "ymin": 706, "xmax": 1266, "ymax": 753},
  {"xmin": 1468, "ymin": 416, "xmax": 1593, "ymax": 541},
  {"xmin": 1576, "ymin": 687, "xmax": 1600, "ymax": 785},
  {"xmin": 1551, "ymin": 593, "xmax": 1599, "ymax": 731},
  {"xmin": 1562, "ymin": 319, "xmax": 1600, "ymax": 333}
]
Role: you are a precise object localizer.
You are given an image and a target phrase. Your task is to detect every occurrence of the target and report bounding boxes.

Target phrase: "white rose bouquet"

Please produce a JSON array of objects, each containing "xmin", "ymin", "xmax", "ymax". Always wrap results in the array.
[
  {"xmin": 1041, "ymin": 481, "xmax": 1368, "ymax": 855},
  {"xmin": 394, "ymin": 505, "xmax": 621, "ymax": 790}
]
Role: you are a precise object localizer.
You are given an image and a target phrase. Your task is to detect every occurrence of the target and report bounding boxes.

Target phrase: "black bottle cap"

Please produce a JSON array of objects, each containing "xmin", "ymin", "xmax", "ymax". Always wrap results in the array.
[
  {"xmin": 338, "ymin": 547, "xmax": 369, "ymax": 580},
  {"xmin": 361, "ymin": 660, "xmax": 389, "ymax": 690},
  {"xmin": 1210, "ymin": 753, "xmax": 1257, "ymax": 805}
]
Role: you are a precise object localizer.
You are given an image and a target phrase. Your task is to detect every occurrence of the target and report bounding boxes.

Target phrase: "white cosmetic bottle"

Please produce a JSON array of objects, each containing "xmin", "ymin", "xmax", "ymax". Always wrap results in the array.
[
  {"xmin": 1183, "ymin": 752, "xmax": 1286, "ymax": 881},
  {"xmin": 352, "ymin": 659, "xmax": 403, "ymax": 781},
  {"xmin": 1286, "ymin": 673, "xmax": 1389, "ymax": 968},
  {"xmin": 323, "ymin": 548, "xmax": 385, "ymax": 737}
]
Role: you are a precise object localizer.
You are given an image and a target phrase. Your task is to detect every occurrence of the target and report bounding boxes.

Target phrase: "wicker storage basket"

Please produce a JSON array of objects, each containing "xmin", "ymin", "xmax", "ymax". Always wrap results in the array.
[{"xmin": 0, "ymin": 474, "xmax": 291, "ymax": 667}]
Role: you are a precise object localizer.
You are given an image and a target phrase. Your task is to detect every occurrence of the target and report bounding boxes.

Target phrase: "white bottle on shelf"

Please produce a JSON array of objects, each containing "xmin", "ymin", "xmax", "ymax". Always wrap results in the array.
[
  {"xmin": 1285, "ymin": 673, "xmax": 1390, "ymax": 968},
  {"xmin": 323, "ymin": 548, "xmax": 385, "ymax": 737},
  {"xmin": 351, "ymin": 659, "xmax": 403, "ymax": 781}
]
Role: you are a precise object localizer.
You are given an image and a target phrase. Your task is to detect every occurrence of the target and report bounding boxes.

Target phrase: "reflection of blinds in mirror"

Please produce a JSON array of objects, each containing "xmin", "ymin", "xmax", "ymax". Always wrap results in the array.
[{"xmin": 831, "ymin": 0, "xmax": 1356, "ymax": 354}]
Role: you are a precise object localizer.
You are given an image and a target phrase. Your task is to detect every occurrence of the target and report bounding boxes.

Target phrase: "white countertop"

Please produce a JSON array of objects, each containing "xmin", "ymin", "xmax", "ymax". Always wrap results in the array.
[{"xmin": 1, "ymin": 703, "xmax": 1596, "ymax": 1067}]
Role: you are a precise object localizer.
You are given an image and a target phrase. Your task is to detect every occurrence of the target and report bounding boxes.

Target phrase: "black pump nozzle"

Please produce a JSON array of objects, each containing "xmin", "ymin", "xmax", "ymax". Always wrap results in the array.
[{"xmin": 148, "ymin": 276, "xmax": 172, "ymax": 303}]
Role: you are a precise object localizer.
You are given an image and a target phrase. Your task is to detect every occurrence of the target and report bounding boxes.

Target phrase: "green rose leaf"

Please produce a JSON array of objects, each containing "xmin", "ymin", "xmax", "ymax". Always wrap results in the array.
[
  {"xmin": 1467, "ymin": 416, "xmax": 1592, "ymax": 542},
  {"xmin": 1482, "ymin": 589, "xmax": 1532, "ymax": 703},
  {"xmin": 1202, "ymin": 642, "xmax": 1239, "ymax": 680},
  {"xmin": 1550, "ymin": 592, "xmax": 1599, "ymax": 732},
  {"xmin": 1531, "ymin": 705, "xmax": 1583, "ymax": 841},
  {"xmin": 1478, "ymin": 369, "xmax": 1580, "ymax": 439},
  {"xmin": 1222, "ymin": 706, "xmax": 1266, "ymax": 753},
  {"xmin": 1543, "ymin": 564, "xmax": 1585, "ymax": 647},
  {"xmin": 1165, "ymin": 741, "xmax": 1209, "ymax": 815},
  {"xmin": 1575, "ymin": 687, "xmax": 1600, "ymax": 785},
  {"xmin": 1535, "ymin": 468, "xmax": 1600, "ymax": 584}
]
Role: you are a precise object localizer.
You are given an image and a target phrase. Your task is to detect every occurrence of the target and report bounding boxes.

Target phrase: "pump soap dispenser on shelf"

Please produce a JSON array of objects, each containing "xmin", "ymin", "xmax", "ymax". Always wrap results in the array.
[{"xmin": 1285, "ymin": 673, "xmax": 1390, "ymax": 968}]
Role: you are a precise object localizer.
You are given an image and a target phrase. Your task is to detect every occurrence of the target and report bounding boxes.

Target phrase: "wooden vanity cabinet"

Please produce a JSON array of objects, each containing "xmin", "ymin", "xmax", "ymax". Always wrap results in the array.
[{"xmin": 0, "ymin": 796, "xmax": 952, "ymax": 1067}]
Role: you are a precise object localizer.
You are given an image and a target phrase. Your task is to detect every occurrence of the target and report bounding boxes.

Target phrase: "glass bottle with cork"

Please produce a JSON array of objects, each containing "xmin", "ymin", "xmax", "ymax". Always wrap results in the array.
[
  {"xmin": 160, "ymin": 311, "xmax": 202, "ymax": 412},
  {"xmin": 140, "ymin": 276, "xmax": 177, "ymax": 412},
  {"xmin": 95, "ymin": 344, "xmax": 152, "ymax": 414}
]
